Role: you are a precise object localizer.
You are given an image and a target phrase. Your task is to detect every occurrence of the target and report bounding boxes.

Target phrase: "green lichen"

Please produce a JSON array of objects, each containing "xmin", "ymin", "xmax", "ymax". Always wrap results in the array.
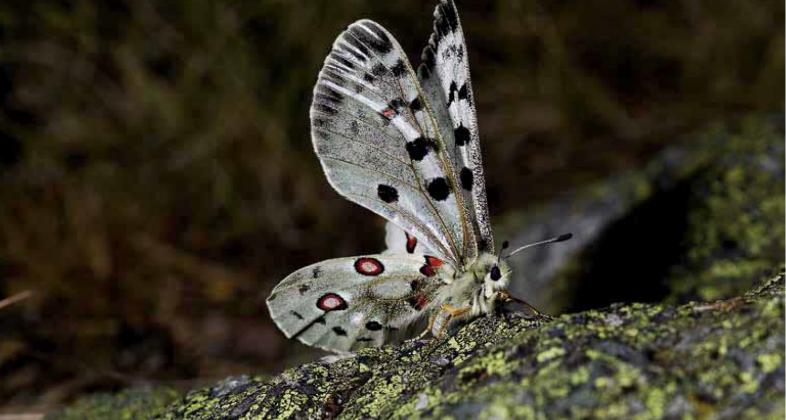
[
  {"xmin": 498, "ymin": 114, "xmax": 784, "ymax": 314},
  {"xmin": 71, "ymin": 268, "xmax": 780, "ymax": 419},
  {"xmin": 665, "ymin": 118, "xmax": 785, "ymax": 303},
  {"xmin": 55, "ymin": 267, "xmax": 779, "ymax": 418}
]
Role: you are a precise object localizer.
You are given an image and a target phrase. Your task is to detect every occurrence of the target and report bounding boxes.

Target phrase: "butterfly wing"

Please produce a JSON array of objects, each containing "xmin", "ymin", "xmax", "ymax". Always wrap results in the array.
[
  {"xmin": 266, "ymin": 254, "xmax": 445, "ymax": 352},
  {"xmin": 383, "ymin": 221, "xmax": 433, "ymax": 256},
  {"xmin": 310, "ymin": 19, "xmax": 479, "ymax": 267},
  {"xmin": 418, "ymin": 0, "xmax": 495, "ymax": 252}
]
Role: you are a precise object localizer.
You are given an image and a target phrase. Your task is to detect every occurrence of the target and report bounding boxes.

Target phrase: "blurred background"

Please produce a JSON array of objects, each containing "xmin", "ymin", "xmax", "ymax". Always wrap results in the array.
[{"xmin": 0, "ymin": 0, "xmax": 782, "ymax": 412}]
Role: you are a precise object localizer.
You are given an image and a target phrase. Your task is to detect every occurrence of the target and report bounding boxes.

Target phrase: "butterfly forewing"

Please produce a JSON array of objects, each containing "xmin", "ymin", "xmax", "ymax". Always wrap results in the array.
[
  {"xmin": 418, "ymin": 0, "xmax": 494, "ymax": 252},
  {"xmin": 267, "ymin": 254, "xmax": 444, "ymax": 352},
  {"xmin": 310, "ymin": 19, "xmax": 478, "ymax": 266}
]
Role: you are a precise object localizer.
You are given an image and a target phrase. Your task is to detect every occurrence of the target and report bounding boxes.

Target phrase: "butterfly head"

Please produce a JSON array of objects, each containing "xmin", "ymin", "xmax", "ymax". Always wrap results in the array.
[{"xmin": 472, "ymin": 252, "xmax": 512, "ymax": 301}]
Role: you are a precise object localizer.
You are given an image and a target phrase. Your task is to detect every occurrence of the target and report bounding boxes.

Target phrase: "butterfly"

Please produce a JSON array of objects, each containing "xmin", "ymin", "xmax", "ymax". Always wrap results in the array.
[{"xmin": 266, "ymin": 0, "xmax": 571, "ymax": 353}]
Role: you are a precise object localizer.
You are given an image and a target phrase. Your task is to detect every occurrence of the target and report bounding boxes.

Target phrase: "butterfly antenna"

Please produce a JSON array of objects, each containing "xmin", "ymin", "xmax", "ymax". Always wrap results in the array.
[{"xmin": 505, "ymin": 233, "xmax": 573, "ymax": 258}]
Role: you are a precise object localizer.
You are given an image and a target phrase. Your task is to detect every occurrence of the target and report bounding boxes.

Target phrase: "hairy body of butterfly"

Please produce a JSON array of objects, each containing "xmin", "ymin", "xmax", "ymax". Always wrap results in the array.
[{"xmin": 267, "ymin": 0, "xmax": 538, "ymax": 353}]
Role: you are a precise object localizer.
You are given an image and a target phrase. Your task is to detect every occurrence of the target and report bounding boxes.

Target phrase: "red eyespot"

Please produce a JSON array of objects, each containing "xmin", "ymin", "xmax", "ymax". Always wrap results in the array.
[
  {"xmin": 316, "ymin": 293, "xmax": 348, "ymax": 311},
  {"xmin": 407, "ymin": 294, "xmax": 429, "ymax": 310},
  {"xmin": 354, "ymin": 257, "xmax": 385, "ymax": 276},
  {"xmin": 382, "ymin": 108, "xmax": 396, "ymax": 118},
  {"xmin": 420, "ymin": 265, "xmax": 436, "ymax": 277},
  {"xmin": 420, "ymin": 255, "xmax": 444, "ymax": 277},
  {"xmin": 405, "ymin": 233, "xmax": 417, "ymax": 254},
  {"xmin": 425, "ymin": 256, "xmax": 443, "ymax": 268}
]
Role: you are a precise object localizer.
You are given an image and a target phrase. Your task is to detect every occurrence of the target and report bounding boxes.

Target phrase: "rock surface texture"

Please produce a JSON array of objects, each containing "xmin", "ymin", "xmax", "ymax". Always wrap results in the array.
[{"xmin": 52, "ymin": 272, "xmax": 784, "ymax": 419}]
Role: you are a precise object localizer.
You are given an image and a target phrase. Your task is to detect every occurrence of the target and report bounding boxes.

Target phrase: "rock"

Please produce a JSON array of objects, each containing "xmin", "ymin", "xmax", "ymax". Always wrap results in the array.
[
  {"xmin": 500, "ymin": 114, "xmax": 784, "ymax": 313},
  {"xmin": 49, "ymin": 270, "xmax": 784, "ymax": 419}
]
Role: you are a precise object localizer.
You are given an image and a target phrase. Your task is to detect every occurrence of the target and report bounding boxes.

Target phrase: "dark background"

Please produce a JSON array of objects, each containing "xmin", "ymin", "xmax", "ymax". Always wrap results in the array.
[{"xmin": 0, "ymin": 0, "xmax": 782, "ymax": 411}]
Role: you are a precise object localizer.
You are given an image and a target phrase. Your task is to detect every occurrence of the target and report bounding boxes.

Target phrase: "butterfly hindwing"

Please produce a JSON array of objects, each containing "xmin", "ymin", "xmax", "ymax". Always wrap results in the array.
[
  {"xmin": 310, "ymin": 19, "xmax": 478, "ymax": 266},
  {"xmin": 418, "ymin": 0, "xmax": 494, "ymax": 252},
  {"xmin": 383, "ymin": 221, "xmax": 433, "ymax": 256},
  {"xmin": 266, "ymin": 254, "xmax": 445, "ymax": 352}
]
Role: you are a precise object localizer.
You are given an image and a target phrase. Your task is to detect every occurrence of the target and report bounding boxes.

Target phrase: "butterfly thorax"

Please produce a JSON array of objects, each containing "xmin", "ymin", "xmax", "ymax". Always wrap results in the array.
[{"xmin": 433, "ymin": 252, "xmax": 511, "ymax": 331}]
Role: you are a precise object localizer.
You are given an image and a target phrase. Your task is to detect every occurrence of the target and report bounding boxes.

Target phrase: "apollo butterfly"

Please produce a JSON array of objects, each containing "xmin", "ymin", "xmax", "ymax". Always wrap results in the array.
[{"xmin": 266, "ymin": 0, "xmax": 571, "ymax": 352}]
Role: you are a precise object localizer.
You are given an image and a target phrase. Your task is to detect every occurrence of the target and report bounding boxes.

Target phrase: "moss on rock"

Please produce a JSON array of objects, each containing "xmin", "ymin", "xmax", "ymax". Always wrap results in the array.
[
  {"xmin": 50, "ymin": 269, "xmax": 784, "ymax": 419},
  {"xmin": 51, "ymin": 387, "xmax": 180, "ymax": 420}
]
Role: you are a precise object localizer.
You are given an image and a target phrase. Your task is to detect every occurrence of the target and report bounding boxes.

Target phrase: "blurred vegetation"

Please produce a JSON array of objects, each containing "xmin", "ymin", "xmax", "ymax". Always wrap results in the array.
[{"xmin": 0, "ymin": 0, "xmax": 782, "ymax": 411}]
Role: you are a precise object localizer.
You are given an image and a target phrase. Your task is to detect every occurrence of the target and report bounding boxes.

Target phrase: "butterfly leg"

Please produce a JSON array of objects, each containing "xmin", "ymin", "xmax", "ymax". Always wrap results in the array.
[
  {"xmin": 433, "ymin": 304, "xmax": 471, "ymax": 338},
  {"xmin": 416, "ymin": 313, "xmax": 438, "ymax": 339}
]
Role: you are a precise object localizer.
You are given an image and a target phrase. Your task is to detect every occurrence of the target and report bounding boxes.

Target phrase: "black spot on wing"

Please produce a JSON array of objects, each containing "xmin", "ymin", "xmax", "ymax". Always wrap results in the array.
[
  {"xmin": 447, "ymin": 81, "xmax": 458, "ymax": 104},
  {"xmin": 458, "ymin": 83, "xmax": 469, "ymax": 100},
  {"xmin": 299, "ymin": 284, "xmax": 310, "ymax": 295},
  {"xmin": 454, "ymin": 124, "xmax": 471, "ymax": 146},
  {"xmin": 409, "ymin": 96, "xmax": 423, "ymax": 112},
  {"xmin": 391, "ymin": 59, "xmax": 406, "ymax": 77},
  {"xmin": 290, "ymin": 310, "xmax": 304, "ymax": 320},
  {"xmin": 377, "ymin": 184, "xmax": 399, "ymax": 203},
  {"xmin": 312, "ymin": 267, "xmax": 322, "ymax": 279},
  {"xmin": 406, "ymin": 137, "xmax": 438, "ymax": 161},
  {"xmin": 410, "ymin": 279, "xmax": 422, "ymax": 291},
  {"xmin": 363, "ymin": 73, "xmax": 375, "ymax": 83},
  {"xmin": 371, "ymin": 63, "xmax": 387, "ymax": 77},
  {"xmin": 460, "ymin": 167, "xmax": 474, "ymax": 191},
  {"xmin": 365, "ymin": 321, "xmax": 383, "ymax": 331},
  {"xmin": 357, "ymin": 337, "xmax": 374, "ymax": 342},
  {"xmin": 333, "ymin": 326, "xmax": 347, "ymax": 336},
  {"xmin": 389, "ymin": 98, "xmax": 406, "ymax": 111},
  {"xmin": 426, "ymin": 177, "xmax": 451, "ymax": 201}
]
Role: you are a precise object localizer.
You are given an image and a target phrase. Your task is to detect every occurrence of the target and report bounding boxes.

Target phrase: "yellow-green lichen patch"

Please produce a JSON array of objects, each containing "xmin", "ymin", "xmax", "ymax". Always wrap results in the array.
[{"xmin": 50, "ymin": 270, "xmax": 784, "ymax": 419}]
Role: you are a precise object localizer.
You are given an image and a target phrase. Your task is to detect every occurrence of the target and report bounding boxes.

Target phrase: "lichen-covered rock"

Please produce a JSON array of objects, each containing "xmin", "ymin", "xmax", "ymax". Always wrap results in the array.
[
  {"xmin": 501, "ymin": 114, "xmax": 784, "ymax": 313},
  {"xmin": 50, "ymin": 269, "xmax": 784, "ymax": 419}
]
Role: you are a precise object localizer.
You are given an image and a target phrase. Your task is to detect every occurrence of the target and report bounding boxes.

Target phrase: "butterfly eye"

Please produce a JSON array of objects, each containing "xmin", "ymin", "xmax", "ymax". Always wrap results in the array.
[{"xmin": 490, "ymin": 266, "xmax": 501, "ymax": 281}]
